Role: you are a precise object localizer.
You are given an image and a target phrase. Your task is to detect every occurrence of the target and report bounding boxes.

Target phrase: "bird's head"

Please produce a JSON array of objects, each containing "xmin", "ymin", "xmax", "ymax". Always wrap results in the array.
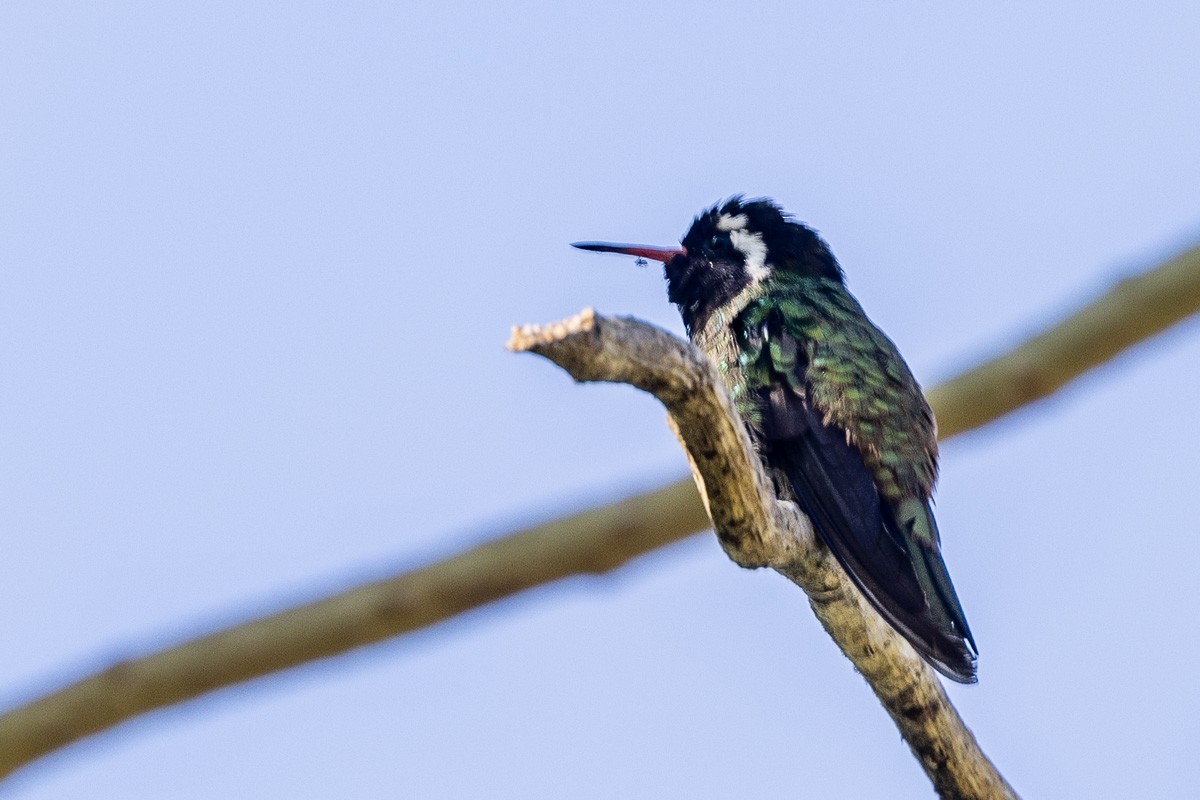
[{"xmin": 574, "ymin": 197, "xmax": 842, "ymax": 333}]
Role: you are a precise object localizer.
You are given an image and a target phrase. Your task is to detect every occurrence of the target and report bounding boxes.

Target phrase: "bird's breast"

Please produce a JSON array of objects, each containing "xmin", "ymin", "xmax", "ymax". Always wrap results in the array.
[{"xmin": 690, "ymin": 283, "xmax": 770, "ymax": 431}]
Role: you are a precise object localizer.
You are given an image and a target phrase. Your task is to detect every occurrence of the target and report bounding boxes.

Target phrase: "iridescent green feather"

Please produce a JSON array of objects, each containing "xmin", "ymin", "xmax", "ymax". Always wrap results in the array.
[
  {"xmin": 738, "ymin": 277, "xmax": 974, "ymax": 650},
  {"xmin": 741, "ymin": 277, "xmax": 939, "ymax": 510}
]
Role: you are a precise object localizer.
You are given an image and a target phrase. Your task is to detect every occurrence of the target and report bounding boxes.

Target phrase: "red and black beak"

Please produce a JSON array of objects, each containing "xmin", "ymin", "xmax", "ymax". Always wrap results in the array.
[{"xmin": 571, "ymin": 241, "xmax": 686, "ymax": 263}]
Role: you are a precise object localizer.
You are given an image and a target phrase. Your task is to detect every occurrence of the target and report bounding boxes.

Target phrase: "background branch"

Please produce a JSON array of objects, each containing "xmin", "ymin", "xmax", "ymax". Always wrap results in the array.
[
  {"xmin": 928, "ymin": 241, "xmax": 1200, "ymax": 437},
  {"xmin": 2, "ymin": 241, "xmax": 1198, "ymax": 785}
]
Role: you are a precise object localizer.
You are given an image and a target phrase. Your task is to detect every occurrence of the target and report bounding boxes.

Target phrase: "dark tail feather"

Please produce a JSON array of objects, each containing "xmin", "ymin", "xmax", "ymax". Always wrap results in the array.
[
  {"xmin": 905, "ymin": 520, "xmax": 977, "ymax": 652},
  {"xmin": 902, "ymin": 542, "xmax": 978, "ymax": 683},
  {"xmin": 773, "ymin": 441, "xmax": 977, "ymax": 683},
  {"xmin": 899, "ymin": 499, "xmax": 977, "ymax": 676},
  {"xmin": 860, "ymin": 515, "xmax": 978, "ymax": 684}
]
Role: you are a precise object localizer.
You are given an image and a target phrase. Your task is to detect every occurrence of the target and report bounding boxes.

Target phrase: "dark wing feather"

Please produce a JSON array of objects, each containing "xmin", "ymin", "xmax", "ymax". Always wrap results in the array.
[{"xmin": 754, "ymin": 317, "xmax": 977, "ymax": 683}]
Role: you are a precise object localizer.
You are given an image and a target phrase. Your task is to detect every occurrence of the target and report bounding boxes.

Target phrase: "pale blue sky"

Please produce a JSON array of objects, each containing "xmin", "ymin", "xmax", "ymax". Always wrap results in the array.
[{"xmin": 2, "ymin": 2, "xmax": 1199, "ymax": 797}]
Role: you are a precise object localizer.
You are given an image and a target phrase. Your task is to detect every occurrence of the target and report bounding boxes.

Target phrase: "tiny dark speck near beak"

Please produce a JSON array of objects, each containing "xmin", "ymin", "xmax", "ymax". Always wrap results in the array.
[{"xmin": 634, "ymin": 258, "xmax": 648, "ymax": 268}]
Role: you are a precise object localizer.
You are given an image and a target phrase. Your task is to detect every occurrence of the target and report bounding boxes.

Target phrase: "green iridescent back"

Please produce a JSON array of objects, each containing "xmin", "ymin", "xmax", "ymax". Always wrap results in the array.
[{"xmin": 735, "ymin": 277, "xmax": 939, "ymax": 504}]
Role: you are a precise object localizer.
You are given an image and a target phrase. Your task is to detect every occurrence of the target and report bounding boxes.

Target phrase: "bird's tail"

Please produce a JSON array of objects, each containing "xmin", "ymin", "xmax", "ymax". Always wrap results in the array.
[{"xmin": 895, "ymin": 498, "xmax": 977, "ymax": 682}]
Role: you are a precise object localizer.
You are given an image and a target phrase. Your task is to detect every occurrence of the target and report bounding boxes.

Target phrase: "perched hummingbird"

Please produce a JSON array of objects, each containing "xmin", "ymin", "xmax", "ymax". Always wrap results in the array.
[{"xmin": 573, "ymin": 197, "xmax": 977, "ymax": 683}]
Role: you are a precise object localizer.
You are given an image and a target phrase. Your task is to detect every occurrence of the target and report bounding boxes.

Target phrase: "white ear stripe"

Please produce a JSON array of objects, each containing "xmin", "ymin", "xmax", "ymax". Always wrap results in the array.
[
  {"xmin": 730, "ymin": 229, "xmax": 770, "ymax": 281},
  {"xmin": 716, "ymin": 213, "xmax": 749, "ymax": 232}
]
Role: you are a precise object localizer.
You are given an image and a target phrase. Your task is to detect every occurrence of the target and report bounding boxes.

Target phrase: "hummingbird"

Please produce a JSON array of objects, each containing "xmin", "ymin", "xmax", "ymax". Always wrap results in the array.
[{"xmin": 573, "ymin": 197, "xmax": 977, "ymax": 683}]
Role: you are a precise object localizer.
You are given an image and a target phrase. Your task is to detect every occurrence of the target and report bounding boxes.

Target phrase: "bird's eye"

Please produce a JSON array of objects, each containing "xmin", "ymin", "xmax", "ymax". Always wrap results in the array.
[{"xmin": 709, "ymin": 234, "xmax": 731, "ymax": 255}]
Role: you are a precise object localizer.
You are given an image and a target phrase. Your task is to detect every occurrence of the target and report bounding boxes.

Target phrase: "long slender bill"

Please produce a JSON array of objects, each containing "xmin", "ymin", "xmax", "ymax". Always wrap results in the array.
[{"xmin": 571, "ymin": 242, "xmax": 685, "ymax": 262}]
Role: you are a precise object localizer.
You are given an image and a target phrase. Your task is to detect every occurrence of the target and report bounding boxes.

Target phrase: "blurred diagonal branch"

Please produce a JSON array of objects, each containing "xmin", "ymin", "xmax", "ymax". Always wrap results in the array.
[
  {"xmin": 928, "ymin": 240, "xmax": 1200, "ymax": 437},
  {"xmin": 1, "ymin": 240, "xmax": 1199, "ymax": 785}
]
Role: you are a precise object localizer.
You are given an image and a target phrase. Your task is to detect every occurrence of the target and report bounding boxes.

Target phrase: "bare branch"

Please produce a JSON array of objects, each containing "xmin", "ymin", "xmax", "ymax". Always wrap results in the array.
[
  {"xmin": 512, "ymin": 310, "xmax": 1017, "ymax": 799},
  {"xmin": 2, "ymin": 240, "xmax": 1198, "ymax": 786},
  {"xmin": 508, "ymin": 309, "xmax": 806, "ymax": 569}
]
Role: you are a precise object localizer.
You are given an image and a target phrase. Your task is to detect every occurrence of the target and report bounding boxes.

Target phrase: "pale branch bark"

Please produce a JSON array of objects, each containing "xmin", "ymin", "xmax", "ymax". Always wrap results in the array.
[
  {"xmin": 1, "ymin": 241, "xmax": 1198, "ymax": 785},
  {"xmin": 510, "ymin": 311, "xmax": 1017, "ymax": 800}
]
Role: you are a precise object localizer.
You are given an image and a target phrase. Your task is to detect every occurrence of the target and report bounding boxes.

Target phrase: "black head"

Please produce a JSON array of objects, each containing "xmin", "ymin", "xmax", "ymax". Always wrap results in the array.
[{"xmin": 573, "ymin": 197, "xmax": 842, "ymax": 333}]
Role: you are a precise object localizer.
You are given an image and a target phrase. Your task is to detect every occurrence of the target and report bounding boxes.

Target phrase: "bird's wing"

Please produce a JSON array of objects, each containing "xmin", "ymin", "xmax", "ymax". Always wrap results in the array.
[{"xmin": 744, "ymin": 310, "xmax": 977, "ymax": 683}]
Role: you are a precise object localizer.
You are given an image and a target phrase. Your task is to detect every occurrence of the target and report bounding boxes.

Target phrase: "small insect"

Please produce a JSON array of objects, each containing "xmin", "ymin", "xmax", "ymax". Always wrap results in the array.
[{"xmin": 634, "ymin": 257, "xmax": 649, "ymax": 268}]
